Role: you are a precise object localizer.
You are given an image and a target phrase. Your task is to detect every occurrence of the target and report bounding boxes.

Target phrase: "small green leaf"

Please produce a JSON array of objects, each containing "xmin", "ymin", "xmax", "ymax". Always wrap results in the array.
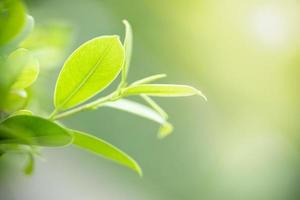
[
  {"xmin": 131, "ymin": 74, "xmax": 167, "ymax": 86},
  {"xmin": 104, "ymin": 99, "xmax": 174, "ymax": 137},
  {"xmin": 0, "ymin": 115, "xmax": 73, "ymax": 147},
  {"xmin": 121, "ymin": 20, "xmax": 133, "ymax": 83},
  {"xmin": 105, "ymin": 99, "xmax": 165, "ymax": 124},
  {"xmin": 54, "ymin": 36, "xmax": 125, "ymax": 110},
  {"xmin": 72, "ymin": 130, "xmax": 142, "ymax": 176},
  {"xmin": 11, "ymin": 49, "xmax": 39, "ymax": 90},
  {"xmin": 123, "ymin": 84, "xmax": 207, "ymax": 100},
  {"xmin": 23, "ymin": 152, "xmax": 34, "ymax": 175},
  {"xmin": 0, "ymin": 0, "xmax": 26, "ymax": 46}
]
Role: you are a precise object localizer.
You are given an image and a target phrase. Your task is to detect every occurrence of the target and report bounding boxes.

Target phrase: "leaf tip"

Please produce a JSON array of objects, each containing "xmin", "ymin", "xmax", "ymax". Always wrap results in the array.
[{"xmin": 158, "ymin": 122, "xmax": 173, "ymax": 139}]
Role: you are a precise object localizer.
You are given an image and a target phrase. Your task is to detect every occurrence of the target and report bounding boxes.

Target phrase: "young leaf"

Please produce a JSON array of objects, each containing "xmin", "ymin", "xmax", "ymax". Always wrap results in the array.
[
  {"xmin": 0, "ymin": 90, "xmax": 28, "ymax": 113},
  {"xmin": 121, "ymin": 20, "xmax": 133, "ymax": 83},
  {"xmin": 130, "ymin": 74, "xmax": 167, "ymax": 86},
  {"xmin": 104, "ymin": 99, "xmax": 165, "ymax": 124},
  {"xmin": 72, "ymin": 130, "xmax": 142, "ymax": 176},
  {"xmin": 123, "ymin": 84, "xmax": 207, "ymax": 99},
  {"xmin": 54, "ymin": 36, "xmax": 125, "ymax": 110},
  {"xmin": 158, "ymin": 122, "xmax": 173, "ymax": 139},
  {"xmin": 10, "ymin": 49, "xmax": 39, "ymax": 90},
  {"xmin": 0, "ymin": 115, "xmax": 73, "ymax": 147},
  {"xmin": 0, "ymin": 0, "xmax": 26, "ymax": 46},
  {"xmin": 104, "ymin": 99, "xmax": 174, "ymax": 137}
]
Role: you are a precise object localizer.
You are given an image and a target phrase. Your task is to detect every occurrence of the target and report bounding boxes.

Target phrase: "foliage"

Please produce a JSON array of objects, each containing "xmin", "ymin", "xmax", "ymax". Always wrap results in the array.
[{"xmin": 0, "ymin": 0, "xmax": 206, "ymax": 176}]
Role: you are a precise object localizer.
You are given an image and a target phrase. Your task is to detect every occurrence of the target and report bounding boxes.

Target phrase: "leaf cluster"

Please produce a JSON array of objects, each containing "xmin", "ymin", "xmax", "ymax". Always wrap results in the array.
[{"xmin": 0, "ymin": 0, "xmax": 206, "ymax": 176}]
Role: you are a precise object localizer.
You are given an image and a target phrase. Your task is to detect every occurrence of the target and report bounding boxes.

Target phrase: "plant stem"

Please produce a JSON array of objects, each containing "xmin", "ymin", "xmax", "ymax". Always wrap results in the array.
[{"xmin": 51, "ymin": 92, "xmax": 119, "ymax": 120}]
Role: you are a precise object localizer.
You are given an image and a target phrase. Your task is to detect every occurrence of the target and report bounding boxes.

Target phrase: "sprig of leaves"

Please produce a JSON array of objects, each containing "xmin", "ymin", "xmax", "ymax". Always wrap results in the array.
[{"xmin": 0, "ymin": 2, "xmax": 206, "ymax": 177}]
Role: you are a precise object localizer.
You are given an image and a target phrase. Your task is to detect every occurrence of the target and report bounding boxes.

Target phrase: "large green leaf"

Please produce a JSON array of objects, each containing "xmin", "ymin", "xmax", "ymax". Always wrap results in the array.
[
  {"xmin": 54, "ymin": 36, "xmax": 125, "ymax": 110},
  {"xmin": 123, "ymin": 84, "xmax": 207, "ymax": 99},
  {"xmin": 0, "ymin": 0, "xmax": 26, "ymax": 46},
  {"xmin": 0, "ymin": 115, "xmax": 72, "ymax": 147},
  {"xmin": 72, "ymin": 130, "xmax": 142, "ymax": 176}
]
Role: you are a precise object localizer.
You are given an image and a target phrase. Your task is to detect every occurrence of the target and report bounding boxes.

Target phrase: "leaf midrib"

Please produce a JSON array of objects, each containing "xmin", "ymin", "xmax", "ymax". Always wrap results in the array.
[{"xmin": 59, "ymin": 42, "xmax": 113, "ymax": 109}]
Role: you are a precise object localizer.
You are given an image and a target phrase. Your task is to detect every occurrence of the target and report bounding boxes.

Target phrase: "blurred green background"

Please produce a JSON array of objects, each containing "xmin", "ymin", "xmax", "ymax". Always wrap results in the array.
[{"xmin": 2, "ymin": 0, "xmax": 300, "ymax": 199}]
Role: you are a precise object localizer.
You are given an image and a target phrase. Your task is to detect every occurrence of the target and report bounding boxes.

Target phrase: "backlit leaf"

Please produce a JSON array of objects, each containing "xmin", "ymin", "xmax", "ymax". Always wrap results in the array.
[
  {"xmin": 123, "ymin": 84, "xmax": 207, "ymax": 100},
  {"xmin": 54, "ymin": 36, "xmax": 125, "ymax": 110},
  {"xmin": 72, "ymin": 130, "xmax": 142, "ymax": 176},
  {"xmin": 121, "ymin": 20, "xmax": 133, "ymax": 82},
  {"xmin": 10, "ymin": 48, "xmax": 39, "ymax": 90}
]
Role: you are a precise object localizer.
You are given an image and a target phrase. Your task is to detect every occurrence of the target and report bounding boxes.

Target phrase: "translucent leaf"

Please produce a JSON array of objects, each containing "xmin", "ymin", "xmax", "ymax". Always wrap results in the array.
[
  {"xmin": 104, "ymin": 99, "xmax": 165, "ymax": 124},
  {"xmin": 123, "ymin": 84, "xmax": 207, "ymax": 100},
  {"xmin": 54, "ymin": 36, "xmax": 125, "ymax": 110},
  {"xmin": 104, "ymin": 99, "xmax": 174, "ymax": 138},
  {"xmin": 10, "ymin": 49, "xmax": 39, "ymax": 90},
  {"xmin": 72, "ymin": 130, "xmax": 142, "ymax": 176},
  {"xmin": 0, "ymin": 0, "xmax": 26, "ymax": 46},
  {"xmin": 130, "ymin": 74, "xmax": 167, "ymax": 86},
  {"xmin": 0, "ymin": 115, "xmax": 73, "ymax": 147}
]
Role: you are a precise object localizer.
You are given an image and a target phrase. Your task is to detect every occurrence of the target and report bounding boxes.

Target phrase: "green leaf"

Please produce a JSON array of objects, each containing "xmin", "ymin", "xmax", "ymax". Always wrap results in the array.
[
  {"xmin": 10, "ymin": 109, "xmax": 33, "ymax": 117},
  {"xmin": 158, "ymin": 122, "xmax": 173, "ymax": 139},
  {"xmin": 72, "ymin": 130, "xmax": 142, "ymax": 176},
  {"xmin": 23, "ymin": 152, "xmax": 34, "ymax": 175},
  {"xmin": 54, "ymin": 35, "xmax": 125, "ymax": 110},
  {"xmin": 123, "ymin": 84, "xmax": 207, "ymax": 100},
  {"xmin": 0, "ymin": 0, "xmax": 27, "ymax": 46},
  {"xmin": 10, "ymin": 48, "xmax": 39, "ymax": 90},
  {"xmin": 20, "ymin": 21, "xmax": 72, "ymax": 69},
  {"xmin": 141, "ymin": 94, "xmax": 168, "ymax": 119},
  {"xmin": 104, "ymin": 99, "xmax": 174, "ymax": 138},
  {"xmin": 121, "ymin": 20, "xmax": 133, "ymax": 83},
  {"xmin": 0, "ymin": 90, "xmax": 28, "ymax": 113},
  {"xmin": 131, "ymin": 74, "xmax": 167, "ymax": 86},
  {"xmin": 0, "ymin": 115, "xmax": 73, "ymax": 147},
  {"xmin": 105, "ymin": 99, "xmax": 165, "ymax": 124}
]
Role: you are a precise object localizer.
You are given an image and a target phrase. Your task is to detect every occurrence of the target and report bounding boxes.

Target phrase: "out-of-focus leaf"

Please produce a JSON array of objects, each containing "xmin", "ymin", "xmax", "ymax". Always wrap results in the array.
[
  {"xmin": 0, "ymin": 90, "xmax": 28, "ymax": 113},
  {"xmin": 0, "ymin": 115, "xmax": 73, "ymax": 147},
  {"xmin": 21, "ymin": 21, "xmax": 72, "ymax": 69},
  {"xmin": 131, "ymin": 74, "xmax": 167, "ymax": 86},
  {"xmin": 123, "ymin": 84, "xmax": 207, "ymax": 100},
  {"xmin": 121, "ymin": 20, "xmax": 132, "ymax": 82},
  {"xmin": 10, "ymin": 109, "xmax": 33, "ymax": 117},
  {"xmin": 0, "ymin": 0, "xmax": 26, "ymax": 46},
  {"xmin": 54, "ymin": 36, "xmax": 125, "ymax": 110},
  {"xmin": 10, "ymin": 49, "xmax": 39, "ymax": 90},
  {"xmin": 158, "ymin": 122, "xmax": 173, "ymax": 139},
  {"xmin": 23, "ymin": 152, "xmax": 34, "ymax": 175},
  {"xmin": 72, "ymin": 130, "xmax": 142, "ymax": 176}
]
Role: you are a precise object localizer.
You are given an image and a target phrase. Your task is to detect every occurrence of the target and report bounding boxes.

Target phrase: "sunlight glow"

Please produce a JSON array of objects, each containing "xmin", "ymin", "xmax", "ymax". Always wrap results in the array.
[{"xmin": 251, "ymin": 6, "xmax": 289, "ymax": 46}]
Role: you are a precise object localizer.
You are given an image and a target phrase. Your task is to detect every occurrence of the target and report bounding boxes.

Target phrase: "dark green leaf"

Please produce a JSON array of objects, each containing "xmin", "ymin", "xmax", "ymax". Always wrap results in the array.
[{"xmin": 0, "ymin": 115, "xmax": 73, "ymax": 147}]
